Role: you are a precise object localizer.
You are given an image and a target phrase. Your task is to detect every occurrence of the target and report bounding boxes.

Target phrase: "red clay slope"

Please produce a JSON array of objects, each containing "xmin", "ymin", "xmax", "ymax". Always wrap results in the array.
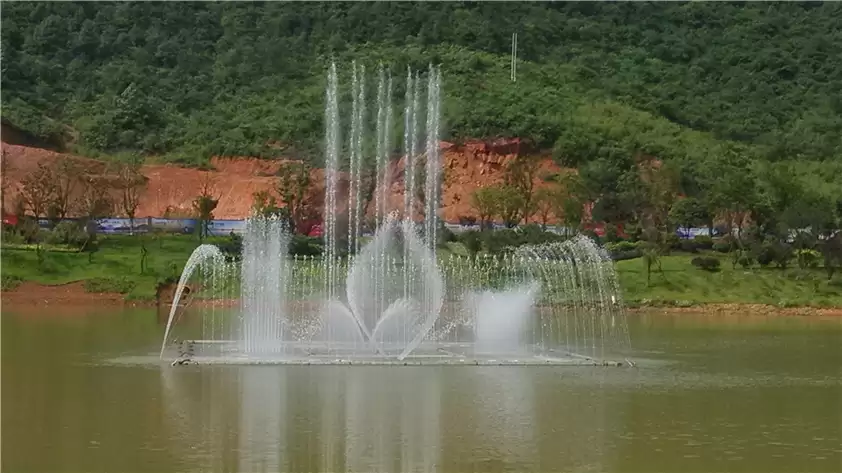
[{"xmin": 1, "ymin": 139, "xmax": 568, "ymax": 223}]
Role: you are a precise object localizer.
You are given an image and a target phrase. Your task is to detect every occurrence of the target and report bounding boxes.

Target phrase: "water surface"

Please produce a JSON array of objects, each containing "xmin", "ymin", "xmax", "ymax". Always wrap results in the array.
[{"xmin": 2, "ymin": 308, "xmax": 840, "ymax": 472}]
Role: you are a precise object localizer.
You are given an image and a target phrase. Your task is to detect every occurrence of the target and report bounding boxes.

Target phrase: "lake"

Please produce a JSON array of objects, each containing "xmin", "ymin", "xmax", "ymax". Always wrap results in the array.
[{"xmin": 2, "ymin": 307, "xmax": 840, "ymax": 473}]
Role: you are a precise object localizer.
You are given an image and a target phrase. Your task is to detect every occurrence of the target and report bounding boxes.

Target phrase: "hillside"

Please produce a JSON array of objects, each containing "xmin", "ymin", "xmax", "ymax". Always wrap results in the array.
[
  {"xmin": 1, "ymin": 140, "xmax": 563, "ymax": 222},
  {"xmin": 2, "ymin": 2, "xmax": 841, "ymax": 166}
]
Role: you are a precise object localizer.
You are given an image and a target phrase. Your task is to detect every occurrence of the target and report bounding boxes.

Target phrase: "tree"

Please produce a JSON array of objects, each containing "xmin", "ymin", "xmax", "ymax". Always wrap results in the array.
[
  {"xmin": 580, "ymin": 158, "xmax": 637, "ymax": 226},
  {"xmin": 533, "ymin": 187, "xmax": 557, "ymax": 230},
  {"xmin": 461, "ymin": 230, "xmax": 482, "ymax": 257},
  {"xmin": 3, "ymin": 2, "xmax": 842, "ymax": 163},
  {"xmin": 497, "ymin": 185, "xmax": 526, "ymax": 228},
  {"xmin": 251, "ymin": 190, "xmax": 283, "ymax": 217},
  {"xmin": 19, "ymin": 162, "xmax": 57, "ymax": 220},
  {"xmin": 471, "ymin": 186, "xmax": 501, "ymax": 230},
  {"xmin": 669, "ymin": 197, "xmax": 710, "ymax": 233},
  {"xmin": 78, "ymin": 172, "xmax": 114, "ymax": 260},
  {"xmin": 559, "ymin": 198, "xmax": 584, "ymax": 236},
  {"xmin": 579, "ymin": 158, "xmax": 626, "ymax": 199},
  {"xmin": 780, "ymin": 190, "xmax": 838, "ymax": 248},
  {"xmin": 503, "ymin": 155, "xmax": 541, "ymax": 224},
  {"xmin": 591, "ymin": 193, "xmax": 635, "ymax": 227},
  {"xmin": 706, "ymin": 158, "xmax": 759, "ymax": 245},
  {"xmin": 113, "ymin": 160, "xmax": 146, "ymax": 233},
  {"xmin": 820, "ymin": 233, "xmax": 842, "ymax": 280},
  {"xmin": 638, "ymin": 161, "xmax": 681, "ymax": 233},
  {"xmin": 49, "ymin": 157, "xmax": 84, "ymax": 222},
  {"xmin": 276, "ymin": 161, "xmax": 312, "ymax": 233},
  {"xmin": 0, "ymin": 150, "xmax": 10, "ymax": 215},
  {"xmin": 552, "ymin": 173, "xmax": 587, "ymax": 235},
  {"xmin": 192, "ymin": 174, "xmax": 219, "ymax": 242},
  {"xmin": 640, "ymin": 241, "xmax": 664, "ymax": 287},
  {"xmin": 78, "ymin": 173, "xmax": 114, "ymax": 222}
]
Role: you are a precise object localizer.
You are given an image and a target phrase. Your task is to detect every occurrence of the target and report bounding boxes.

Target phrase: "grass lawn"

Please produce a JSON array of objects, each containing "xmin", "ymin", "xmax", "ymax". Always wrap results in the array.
[
  {"xmin": 0, "ymin": 234, "xmax": 231, "ymax": 300},
  {"xmin": 3, "ymin": 236, "xmax": 841, "ymax": 307},
  {"xmin": 616, "ymin": 252, "xmax": 842, "ymax": 308}
]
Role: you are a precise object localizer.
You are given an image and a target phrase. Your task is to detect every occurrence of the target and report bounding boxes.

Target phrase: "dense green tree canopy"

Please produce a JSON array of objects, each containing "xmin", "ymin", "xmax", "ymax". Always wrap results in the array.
[{"xmin": 2, "ymin": 2, "xmax": 841, "ymax": 165}]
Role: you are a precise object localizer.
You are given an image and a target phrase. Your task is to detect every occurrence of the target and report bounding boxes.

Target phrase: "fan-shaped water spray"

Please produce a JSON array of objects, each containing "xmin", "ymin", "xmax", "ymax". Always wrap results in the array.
[{"xmin": 159, "ymin": 244, "xmax": 225, "ymax": 357}]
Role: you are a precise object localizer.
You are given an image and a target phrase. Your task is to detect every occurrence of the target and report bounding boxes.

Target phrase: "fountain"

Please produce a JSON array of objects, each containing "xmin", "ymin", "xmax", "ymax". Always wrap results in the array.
[{"xmin": 159, "ymin": 61, "xmax": 631, "ymax": 366}]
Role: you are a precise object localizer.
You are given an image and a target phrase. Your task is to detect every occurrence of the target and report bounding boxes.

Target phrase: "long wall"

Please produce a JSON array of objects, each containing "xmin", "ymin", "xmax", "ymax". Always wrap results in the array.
[{"xmin": 30, "ymin": 217, "xmax": 713, "ymax": 239}]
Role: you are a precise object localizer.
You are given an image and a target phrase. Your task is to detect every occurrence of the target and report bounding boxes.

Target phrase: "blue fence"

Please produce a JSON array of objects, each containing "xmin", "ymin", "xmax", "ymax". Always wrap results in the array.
[
  {"xmin": 33, "ymin": 217, "xmax": 716, "ymax": 239},
  {"xmin": 36, "ymin": 218, "xmax": 248, "ymax": 236}
]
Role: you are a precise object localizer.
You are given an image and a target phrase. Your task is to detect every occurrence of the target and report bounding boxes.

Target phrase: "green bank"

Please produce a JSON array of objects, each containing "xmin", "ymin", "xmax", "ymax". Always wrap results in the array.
[{"xmin": 3, "ymin": 233, "xmax": 841, "ymax": 308}]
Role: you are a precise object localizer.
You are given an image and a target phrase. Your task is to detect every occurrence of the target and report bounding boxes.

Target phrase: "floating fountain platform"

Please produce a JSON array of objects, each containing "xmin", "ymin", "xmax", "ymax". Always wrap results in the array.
[{"xmin": 166, "ymin": 340, "xmax": 628, "ymax": 367}]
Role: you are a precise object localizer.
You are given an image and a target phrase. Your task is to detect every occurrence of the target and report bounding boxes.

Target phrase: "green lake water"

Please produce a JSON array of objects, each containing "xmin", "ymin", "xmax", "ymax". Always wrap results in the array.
[{"xmin": 2, "ymin": 308, "xmax": 840, "ymax": 472}]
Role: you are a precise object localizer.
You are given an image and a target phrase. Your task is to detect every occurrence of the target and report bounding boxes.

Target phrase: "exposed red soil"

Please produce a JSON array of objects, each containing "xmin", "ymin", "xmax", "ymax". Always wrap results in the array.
[
  {"xmin": 1, "ymin": 281, "xmax": 141, "ymax": 307},
  {"xmin": 1, "ymin": 139, "xmax": 567, "ymax": 223},
  {"xmin": 3, "ymin": 282, "xmax": 841, "ymax": 317}
]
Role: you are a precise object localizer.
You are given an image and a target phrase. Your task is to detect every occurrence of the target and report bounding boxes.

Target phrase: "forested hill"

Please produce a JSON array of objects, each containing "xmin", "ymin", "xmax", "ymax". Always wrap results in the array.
[{"xmin": 2, "ymin": 2, "xmax": 841, "ymax": 165}]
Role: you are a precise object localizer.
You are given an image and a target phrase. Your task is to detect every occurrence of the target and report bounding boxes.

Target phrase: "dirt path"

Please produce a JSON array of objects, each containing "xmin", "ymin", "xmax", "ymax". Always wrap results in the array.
[{"xmin": 1, "ymin": 281, "xmax": 144, "ymax": 307}]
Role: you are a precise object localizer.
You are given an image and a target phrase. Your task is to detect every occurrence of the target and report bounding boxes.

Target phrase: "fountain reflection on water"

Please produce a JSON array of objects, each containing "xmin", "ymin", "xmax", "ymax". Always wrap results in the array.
[{"xmin": 160, "ymin": 61, "xmax": 630, "ymax": 365}]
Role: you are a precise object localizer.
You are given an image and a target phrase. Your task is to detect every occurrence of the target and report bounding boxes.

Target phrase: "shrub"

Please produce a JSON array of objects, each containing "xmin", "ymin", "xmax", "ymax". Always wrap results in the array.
[
  {"xmin": 437, "ymin": 221, "xmax": 456, "ymax": 245},
  {"xmin": 44, "ymin": 221, "xmax": 88, "ymax": 248},
  {"xmin": 791, "ymin": 231, "xmax": 817, "ymax": 250},
  {"xmin": 606, "ymin": 241, "xmax": 641, "ymax": 261},
  {"xmin": 289, "ymin": 235, "xmax": 323, "ymax": 256},
  {"xmin": 460, "ymin": 230, "xmax": 482, "ymax": 256},
  {"xmin": 737, "ymin": 254, "xmax": 755, "ymax": 269},
  {"xmin": 475, "ymin": 227, "xmax": 563, "ymax": 254},
  {"xmin": 773, "ymin": 243, "xmax": 794, "ymax": 269},
  {"xmin": 581, "ymin": 229, "xmax": 600, "ymax": 242},
  {"xmin": 217, "ymin": 232, "xmax": 243, "ymax": 259},
  {"xmin": 83, "ymin": 277, "xmax": 135, "ymax": 294},
  {"xmin": 754, "ymin": 243, "xmax": 776, "ymax": 267},
  {"xmin": 693, "ymin": 235, "xmax": 714, "ymax": 250},
  {"xmin": 604, "ymin": 224, "xmax": 620, "ymax": 243},
  {"xmin": 16, "ymin": 218, "xmax": 42, "ymax": 244},
  {"xmin": 481, "ymin": 229, "xmax": 519, "ymax": 254},
  {"xmin": 624, "ymin": 223, "xmax": 643, "ymax": 242},
  {"xmin": 156, "ymin": 264, "xmax": 180, "ymax": 289},
  {"xmin": 712, "ymin": 241, "xmax": 731, "ymax": 253},
  {"xmin": 678, "ymin": 239, "xmax": 699, "ymax": 253},
  {"xmin": 665, "ymin": 233, "xmax": 682, "ymax": 250},
  {"xmin": 691, "ymin": 256, "xmax": 721, "ymax": 271},
  {"xmin": 610, "ymin": 249, "xmax": 642, "ymax": 261},
  {"xmin": 605, "ymin": 241, "xmax": 638, "ymax": 253},
  {"xmin": 1, "ymin": 229, "xmax": 26, "ymax": 245},
  {"xmin": 754, "ymin": 241, "xmax": 793, "ymax": 269},
  {"xmin": 457, "ymin": 216, "xmax": 477, "ymax": 226},
  {"xmin": 520, "ymin": 225, "xmax": 564, "ymax": 245},
  {"xmin": 795, "ymin": 249, "xmax": 821, "ymax": 269},
  {"xmin": 1, "ymin": 274, "xmax": 22, "ymax": 291}
]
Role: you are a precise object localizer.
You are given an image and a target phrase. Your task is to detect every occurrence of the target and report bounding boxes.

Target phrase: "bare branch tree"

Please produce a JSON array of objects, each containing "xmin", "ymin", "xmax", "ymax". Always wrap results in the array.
[
  {"xmin": 77, "ymin": 172, "xmax": 114, "ymax": 259},
  {"xmin": 50, "ymin": 157, "xmax": 84, "ymax": 221},
  {"xmin": 79, "ymin": 173, "xmax": 114, "ymax": 222},
  {"xmin": 19, "ymin": 162, "xmax": 58, "ymax": 220},
  {"xmin": 275, "ymin": 161, "xmax": 312, "ymax": 233},
  {"xmin": 0, "ymin": 149, "xmax": 11, "ymax": 215},
  {"xmin": 113, "ymin": 161, "xmax": 147, "ymax": 233}
]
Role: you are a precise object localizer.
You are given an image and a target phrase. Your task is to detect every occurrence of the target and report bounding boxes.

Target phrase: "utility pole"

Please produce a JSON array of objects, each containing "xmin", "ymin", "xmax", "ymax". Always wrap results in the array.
[{"xmin": 510, "ymin": 32, "xmax": 518, "ymax": 82}]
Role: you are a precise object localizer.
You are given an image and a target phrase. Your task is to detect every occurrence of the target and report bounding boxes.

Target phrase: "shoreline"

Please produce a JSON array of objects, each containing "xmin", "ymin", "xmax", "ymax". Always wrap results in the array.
[
  {"xmin": 625, "ymin": 304, "xmax": 842, "ymax": 318},
  {"xmin": 2, "ymin": 282, "xmax": 842, "ymax": 317}
]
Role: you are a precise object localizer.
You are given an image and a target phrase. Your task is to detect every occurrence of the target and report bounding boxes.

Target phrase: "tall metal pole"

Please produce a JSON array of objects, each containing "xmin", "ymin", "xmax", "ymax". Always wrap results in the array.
[{"xmin": 511, "ymin": 32, "xmax": 518, "ymax": 82}]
